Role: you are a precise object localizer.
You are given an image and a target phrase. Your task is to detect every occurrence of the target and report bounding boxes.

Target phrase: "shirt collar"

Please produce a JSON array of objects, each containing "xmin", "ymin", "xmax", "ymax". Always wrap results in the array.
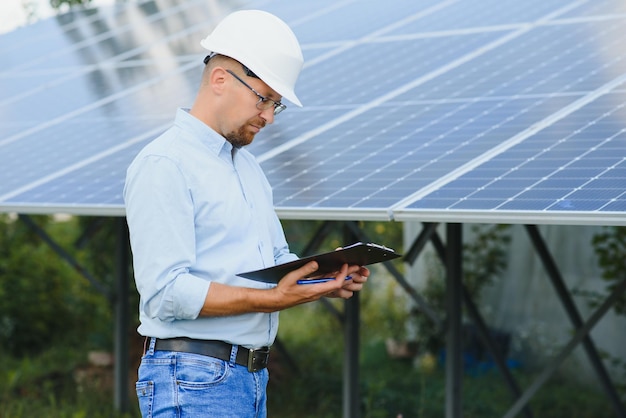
[{"xmin": 175, "ymin": 108, "xmax": 235, "ymax": 161}]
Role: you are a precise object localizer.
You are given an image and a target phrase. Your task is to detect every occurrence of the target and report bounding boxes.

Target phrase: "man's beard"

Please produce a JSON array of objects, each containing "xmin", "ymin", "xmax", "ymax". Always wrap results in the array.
[{"xmin": 225, "ymin": 119, "xmax": 265, "ymax": 148}]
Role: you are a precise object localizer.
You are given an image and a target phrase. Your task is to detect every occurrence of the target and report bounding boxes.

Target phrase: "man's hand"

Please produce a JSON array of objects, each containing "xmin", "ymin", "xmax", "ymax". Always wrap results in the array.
[
  {"xmin": 200, "ymin": 261, "xmax": 370, "ymax": 316},
  {"xmin": 323, "ymin": 265, "xmax": 369, "ymax": 299},
  {"xmin": 276, "ymin": 261, "xmax": 369, "ymax": 303}
]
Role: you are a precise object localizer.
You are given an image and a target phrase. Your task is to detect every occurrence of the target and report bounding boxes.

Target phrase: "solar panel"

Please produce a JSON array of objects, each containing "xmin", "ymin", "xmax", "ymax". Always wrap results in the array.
[
  {"xmin": 0, "ymin": 0, "xmax": 625, "ymax": 226},
  {"xmin": 405, "ymin": 92, "xmax": 626, "ymax": 212}
]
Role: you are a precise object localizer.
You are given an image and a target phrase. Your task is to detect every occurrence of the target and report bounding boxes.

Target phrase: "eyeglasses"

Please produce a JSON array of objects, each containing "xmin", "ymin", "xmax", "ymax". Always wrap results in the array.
[{"xmin": 226, "ymin": 69, "xmax": 287, "ymax": 115}]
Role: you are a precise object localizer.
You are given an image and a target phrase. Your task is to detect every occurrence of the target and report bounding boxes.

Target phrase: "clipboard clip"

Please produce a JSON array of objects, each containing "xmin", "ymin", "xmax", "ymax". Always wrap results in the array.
[
  {"xmin": 344, "ymin": 241, "xmax": 396, "ymax": 253},
  {"xmin": 365, "ymin": 242, "xmax": 396, "ymax": 253}
]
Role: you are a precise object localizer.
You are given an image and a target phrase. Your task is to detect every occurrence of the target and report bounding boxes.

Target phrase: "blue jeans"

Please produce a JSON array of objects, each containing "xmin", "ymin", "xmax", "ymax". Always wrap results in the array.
[{"xmin": 136, "ymin": 337, "xmax": 269, "ymax": 418}]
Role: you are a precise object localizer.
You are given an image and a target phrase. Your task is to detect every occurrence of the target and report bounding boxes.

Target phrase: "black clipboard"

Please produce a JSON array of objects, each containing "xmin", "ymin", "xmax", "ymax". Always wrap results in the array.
[{"xmin": 237, "ymin": 242, "xmax": 401, "ymax": 283}]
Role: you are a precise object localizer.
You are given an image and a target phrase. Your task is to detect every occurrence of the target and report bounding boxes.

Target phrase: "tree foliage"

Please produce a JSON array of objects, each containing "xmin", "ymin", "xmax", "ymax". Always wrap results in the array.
[
  {"xmin": 0, "ymin": 215, "xmax": 115, "ymax": 356},
  {"xmin": 50, "ymin": 0, "xmax": 93, "ymax": 9},
  {"xmin": 591, "ymin": 225, "xmax": 626, "ymax": 314}
]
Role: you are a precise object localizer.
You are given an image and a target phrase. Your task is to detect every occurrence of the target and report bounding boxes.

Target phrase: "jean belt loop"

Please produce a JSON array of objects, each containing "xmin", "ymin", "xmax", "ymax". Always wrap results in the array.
[
  {"xmin": 228, "ymin": 344, "xmax": 238, "ymax": 368},
  {"xmin": 146, "ymin": 337, "xmax": 156, "ymax": 355}
]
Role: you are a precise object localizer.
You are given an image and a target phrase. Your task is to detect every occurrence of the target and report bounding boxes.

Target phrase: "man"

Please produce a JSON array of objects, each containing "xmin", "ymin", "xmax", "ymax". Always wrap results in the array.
[{"xmin": 124, "ymin": 10, "xmax": 369, "ymax": 418}]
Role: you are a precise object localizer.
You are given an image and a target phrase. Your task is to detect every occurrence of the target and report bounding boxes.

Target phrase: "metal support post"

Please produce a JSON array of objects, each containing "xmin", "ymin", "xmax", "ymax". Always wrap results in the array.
[
  {"xmin": 114, "ymin": 218, "xmax": 130, "ymax": 413},
  {"xmin": 343, "ymin": 293, "xmax": 361, "ymax": 418},
  {"xmin": 445, "ymin": 223, "xmax": 463, "ymax": 418},
  {"xmin": 343, "ymin": 221, "xmax": 361, "ymax": 418}
]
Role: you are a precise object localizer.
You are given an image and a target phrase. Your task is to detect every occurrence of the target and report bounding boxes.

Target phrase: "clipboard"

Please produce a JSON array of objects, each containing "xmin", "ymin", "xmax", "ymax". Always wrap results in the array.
[{"xmin": 238, "ymin": 242, "xmax": 401, "ymax": 284}]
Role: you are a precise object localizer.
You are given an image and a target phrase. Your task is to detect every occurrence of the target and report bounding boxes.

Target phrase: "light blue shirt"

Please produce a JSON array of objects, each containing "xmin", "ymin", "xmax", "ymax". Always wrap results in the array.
[{"xmin": 124, "ymin": 108, "xmax": 298, "ymax": 348}]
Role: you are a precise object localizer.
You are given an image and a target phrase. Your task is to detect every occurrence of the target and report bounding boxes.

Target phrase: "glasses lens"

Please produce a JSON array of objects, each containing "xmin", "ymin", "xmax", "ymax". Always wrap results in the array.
[
  {"xmin": 256, "ymin": 99, "xmax": 274, "ymax": 111},
  {"xmin": 273, "ymin": 104, "xmax": 286, "ymax": 115},
  {"xmin": 256, "ymin": 99, "xmax": 286, "ymax": 115}
]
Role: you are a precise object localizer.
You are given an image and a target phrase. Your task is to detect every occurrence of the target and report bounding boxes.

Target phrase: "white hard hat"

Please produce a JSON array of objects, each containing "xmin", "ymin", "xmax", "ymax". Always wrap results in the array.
[{"xmin": 200, "ymin": 10, "xmax": 304, "ymax": 107}]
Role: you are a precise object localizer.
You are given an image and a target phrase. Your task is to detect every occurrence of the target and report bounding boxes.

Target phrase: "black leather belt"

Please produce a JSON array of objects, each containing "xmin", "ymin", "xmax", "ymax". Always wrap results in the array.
[{"xmin": 153, "ymin": 337, "xmax": 270, "ymax": 372}]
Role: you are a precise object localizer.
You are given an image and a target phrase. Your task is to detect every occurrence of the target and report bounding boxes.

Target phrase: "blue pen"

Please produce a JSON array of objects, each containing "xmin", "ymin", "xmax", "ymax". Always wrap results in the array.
[{"xmin": 297, "ymin": 276, "xmax": 352, "ymax": 285}]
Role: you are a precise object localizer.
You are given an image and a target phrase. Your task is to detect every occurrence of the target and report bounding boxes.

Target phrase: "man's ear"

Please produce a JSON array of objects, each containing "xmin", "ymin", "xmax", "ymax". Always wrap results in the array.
[{"xmin": 208, "ymin": 66, "xmax": 229, "ymax": 95}]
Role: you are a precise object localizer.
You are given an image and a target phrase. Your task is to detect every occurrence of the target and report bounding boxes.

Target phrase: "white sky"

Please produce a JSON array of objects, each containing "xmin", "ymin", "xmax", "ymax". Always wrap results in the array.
[{"xmin": 0, "ymin": 0, "xmax": 117, "ymax": 34}]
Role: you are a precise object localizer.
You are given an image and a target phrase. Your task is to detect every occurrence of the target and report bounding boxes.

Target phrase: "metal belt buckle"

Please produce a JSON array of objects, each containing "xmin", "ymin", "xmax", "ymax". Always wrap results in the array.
[{"xmin": 247, "ymin": 347, "xmax": 270, "ymax": 372}]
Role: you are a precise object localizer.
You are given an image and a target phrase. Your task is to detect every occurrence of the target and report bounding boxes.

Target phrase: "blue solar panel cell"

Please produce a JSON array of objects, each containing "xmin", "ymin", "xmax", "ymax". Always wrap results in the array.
[
  {"xmin": 3, "ymin": 0, "xmax": 216, "ymax": 72},
  {"xmin": 264, "ymin": 92, "xmax": 583, "ymax": 211},
  {"xmin": 601, "ymin": 200, "xmax": 626, "ymax": 212},
  {"xmin": 391, "ymin": 20, "xmax": 626, "ymax": 102},
  {"xmin": 0, "ymin": 115, "xmax": 167, "ymax": 199},
  {"xmin": 0, "ymin": 20, "xmax": 70, "ymax": 68},
  {"xmin": 406, "ymin": 92, "xmax": 626, "ymax": 216},
  {"xmin": 385, "ymin": 0, "xmax": 575, "ymax": 33},
  {"xmin": 275, "ymin": 0, "xmax": 444, "ymax": 44},
  {"xmin": 2, "ymin": 58, "xmax": 199, "ymax": 137},
  {"xmin": 294, "ymin": 31, "xmax": 505, "ymax": 107},
  {"xmin": 0, "ymin": 73, "xmax": 44, "ymax": 109},
  {"xmin": 559, "ymin": 0, "xmax": 626, "ymax": 18},
  {"xmin": 4, "ymin": 139, "xmax": 147, "ymax": 209}
]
